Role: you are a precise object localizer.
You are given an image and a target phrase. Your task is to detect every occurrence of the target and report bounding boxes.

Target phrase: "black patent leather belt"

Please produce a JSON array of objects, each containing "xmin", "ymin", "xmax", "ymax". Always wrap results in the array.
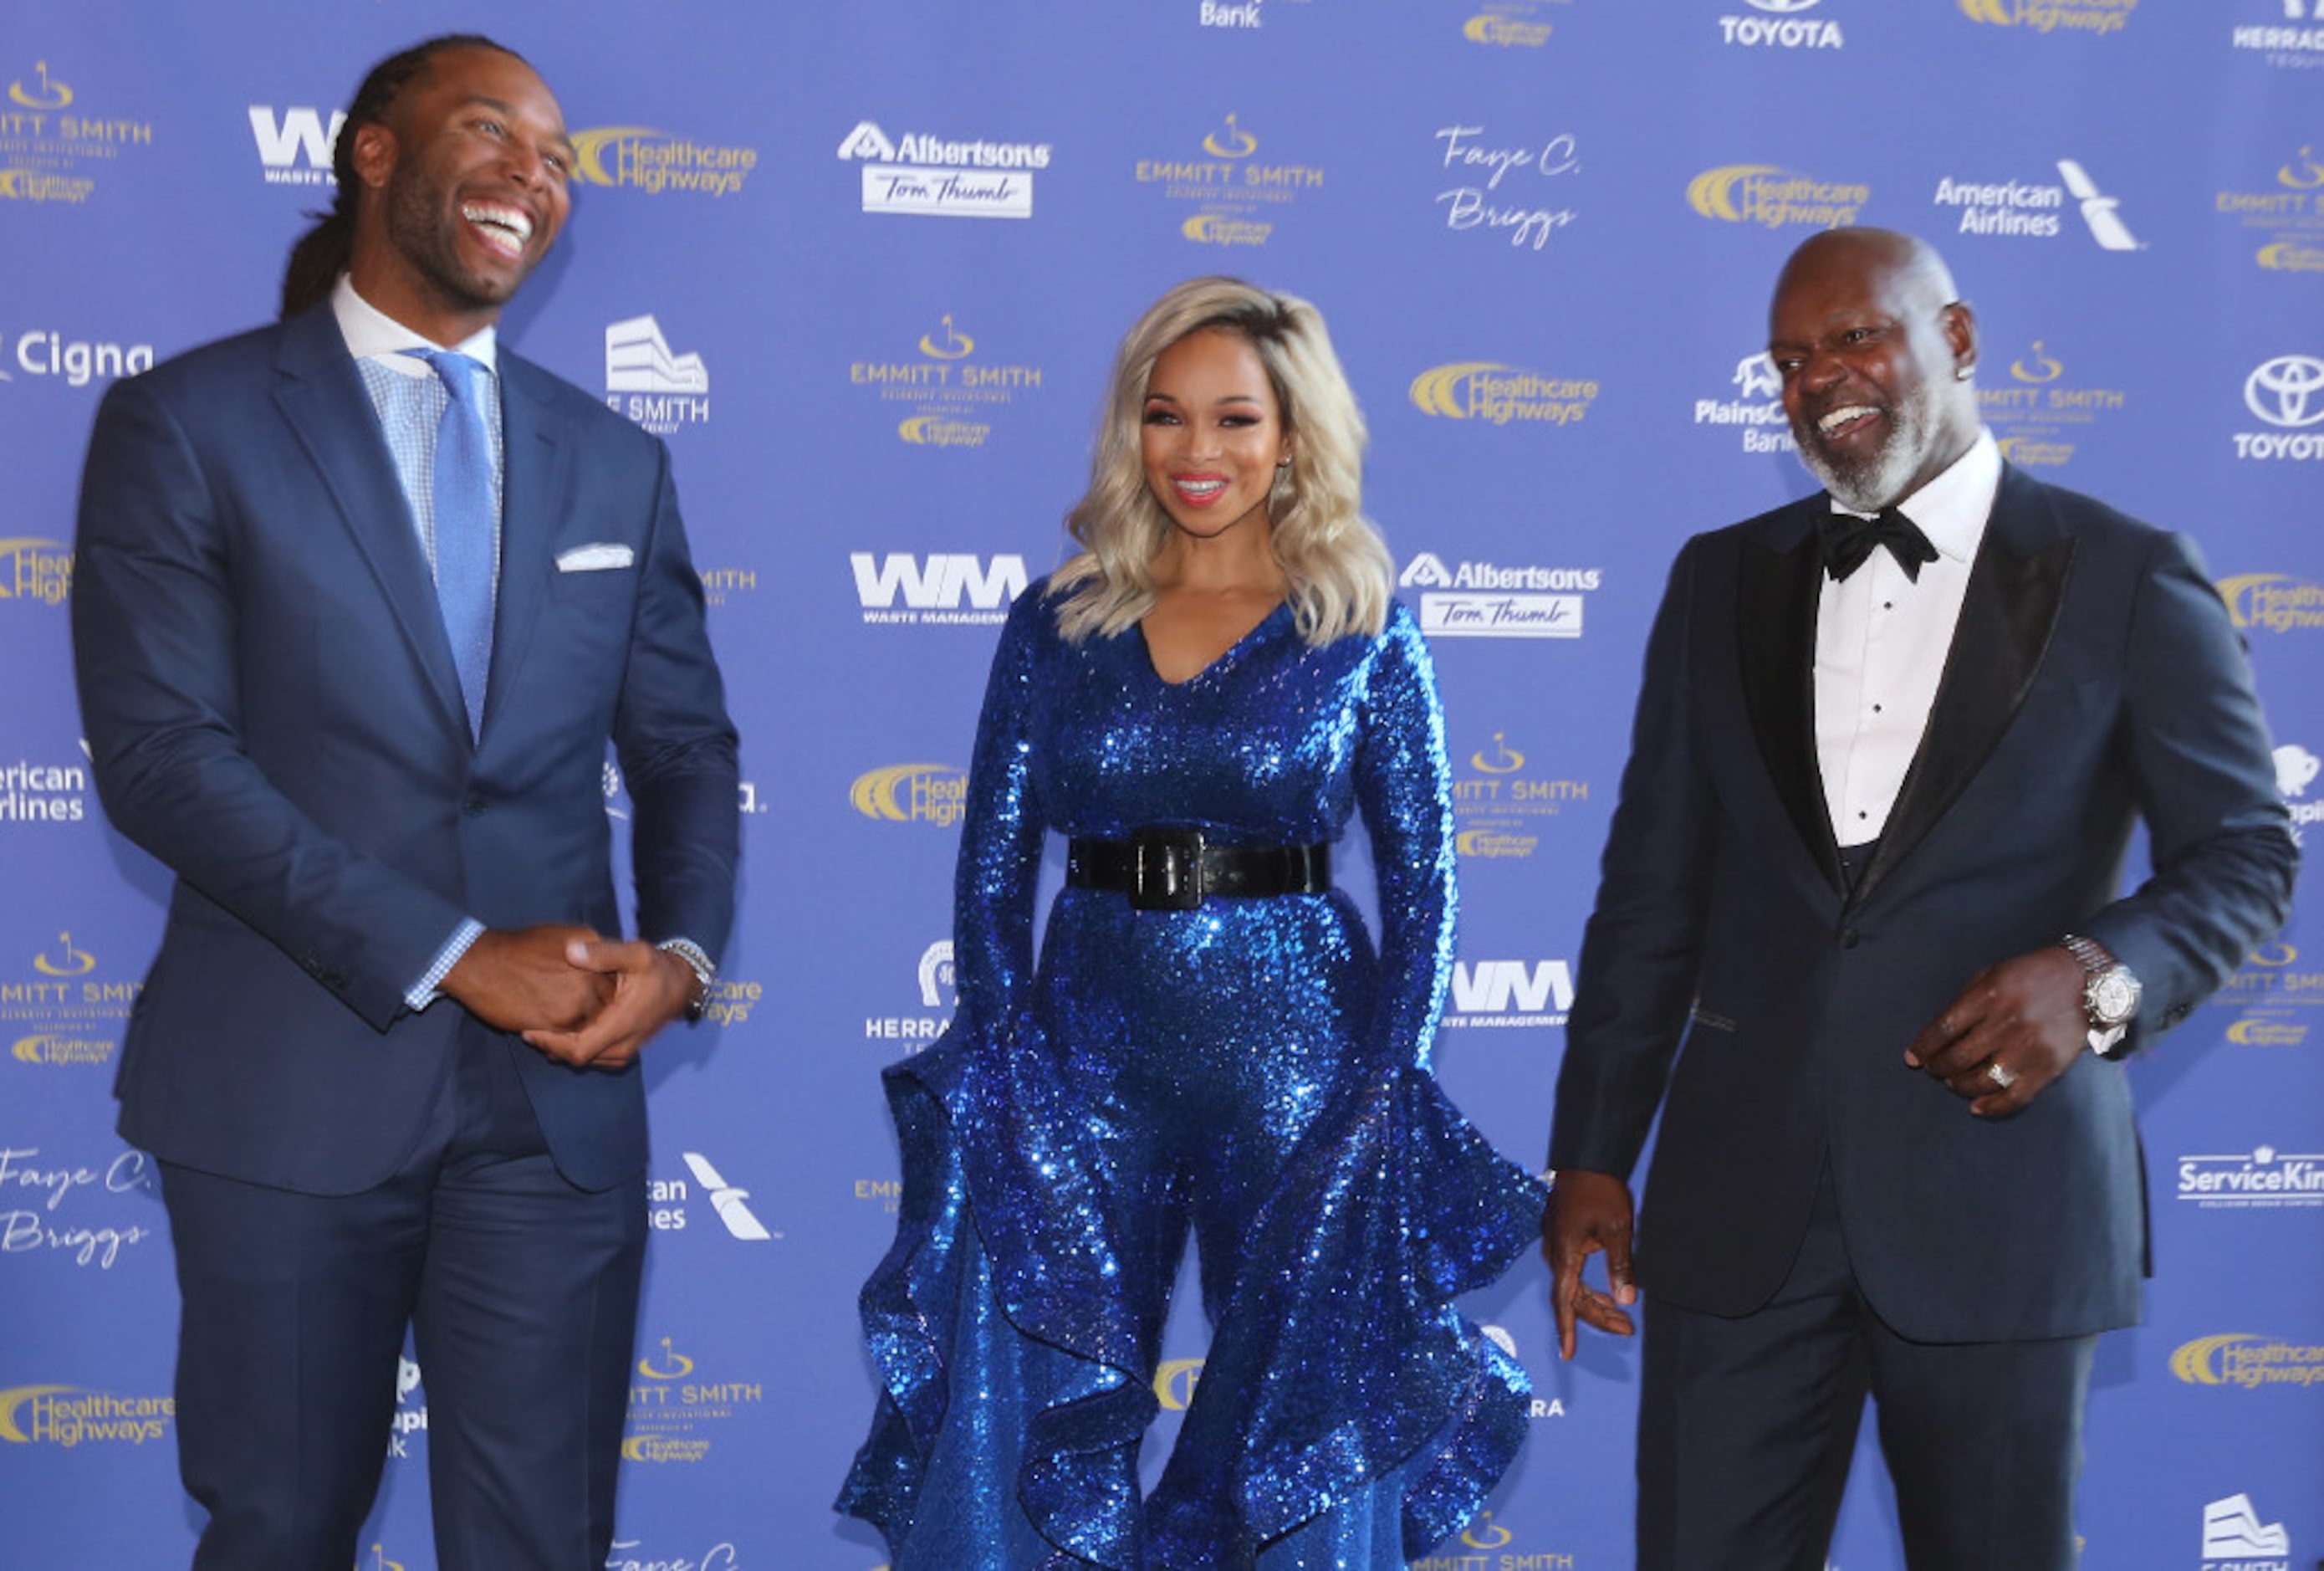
[{"xmin": 1065, "ymin": 827, "xmax": 1332, "ymax": 911}]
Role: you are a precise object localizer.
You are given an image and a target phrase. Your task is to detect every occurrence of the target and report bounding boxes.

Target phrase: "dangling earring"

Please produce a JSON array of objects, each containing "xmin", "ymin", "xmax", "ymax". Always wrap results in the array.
[{"xmin": 1954, "ymin": 363, "xmax": 1974, "ymax": 381}]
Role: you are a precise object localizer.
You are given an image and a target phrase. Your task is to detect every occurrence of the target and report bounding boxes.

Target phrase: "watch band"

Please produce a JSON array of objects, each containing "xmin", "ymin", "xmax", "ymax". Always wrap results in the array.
[{"xmin": 655, "ymin": 937, "xmax": 717, "ymax": 1022}]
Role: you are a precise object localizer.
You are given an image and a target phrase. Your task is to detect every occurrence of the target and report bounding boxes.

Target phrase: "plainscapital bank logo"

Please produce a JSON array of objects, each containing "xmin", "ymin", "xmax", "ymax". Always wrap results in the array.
[
  {"xmin": 850, "ymin": 315, "xmax": 1044, "ymax": 449},
  {"xmin": 570, "ymin": 122, "xmax": 756, "ymax": 197},
  {"xmin": 1136, "ymin": 113, "xmax": 1322, "ymax": 248},
  {"xmin": 2169, "ymin": 1333, "xmax": 2324, "ymax": 1389},
  {"xmin": 850, "ymin": 763, "xmax": 968, "ymax": 827},
  {"xmin": 0, "ymin": 1381, "xmax": 171, "ymax": 1446},
  {"xmin": 838, "ymin": 119, "xmax": 1046, "ymax": 219},
  {"xmin": 1444, "ymin": 958, "xmax": 1573, "ymax": 1029},
  {"xmin": 1448, "ymin": 730, "xmax": 1590, "ymax": 857},
  {"xmin": 1409, "ymin": 362, "xmax": 1597, "ymax": 427},
  {"xmin": 851, "ymin": 552, "xmax": 1026, "ymax": 627},
  {"xmin": 1462, "ymin": 3, "xmax": 1562, "ymax": 49},
  {"xmin": 2232, "ymin": 0, "xmax": 2324, "ymax": 67},
  {"xmin": 866, "ymin": 938, "xmax": 953, "ymax": 1052},
  {"xmin": 2, "ymin": 60, "xmax": 152, "ymax": 205},
  {"xmin": 1432, "ymin": 125, "xmax": 1579, "ymax": 252},
  {"xmin": 1697, "ymin": 351, "xmax": 1793, "ymax": 453},
  {"xmin": 2202, "ymin": 1492, "xmax": 2291, "ymax": 1569},
  {"xmin": 604, "ymin": 315, "xmax": 708, "ymax": 435},
  {"xmin": 1978, "ymin": 340, "xmax": 2126, "ymax": 468},
  {"xmin": 648, "ymin": 1152, "xmax": 779, "ymax": 1240},
  {"xmin": 1402, "ymin": 554, "xmax": 1599, "ymax": 642},
  {"xmin": 1, "ymin": 1144, "xmax": 156, "ymax": 1267},
  {"xmin": 248, "ymin": 104, "xmax": 340, "ymax": 186},
  {"xmin": 2278, "ymin": 744, "xmax": 2323, "ymax": 848},
  {"xmin": 2177, "ymin": 1144, "xmax": 2324, "ymax": 1208},
  {"xmin": 1688, "ymin": 164, "xmax": 1870, "ymax": 229},
  {"xmin": 1197, "ymin": 0, "xmax": 1264, "ymax": 27},
  {"xmin": 1933, "ymin": 159, "xmax": 2141, "ymax": 249},
  {"xmin": 625, "ymin": 1336, "xmax": 764, "ymax": 1463},
  {"xmin": 2224, "ymin": 352, "xmax": 2324, "ymax": 467},
  {"xmin": 1957, "ymin": 0, "xmax": 2139, "ymax": 36},
  {"xmin": 1716, "ymin": 0, "xmax": 1846, "ymax": 49},
  {"xmin": 2218, "ymin": 146, "xmax": 2324, "ymax": 273}
]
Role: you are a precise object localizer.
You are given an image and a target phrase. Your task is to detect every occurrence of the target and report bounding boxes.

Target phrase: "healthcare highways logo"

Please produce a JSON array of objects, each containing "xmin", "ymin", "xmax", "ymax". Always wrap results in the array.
[
  {"xmin": 2169, "ymin": 1333, "xmax": 2324, "ymax": 1389},
  {"xmin": 1688, "ymin": 164, "xmax": 1868, "ymax": 229},
  {"xmin": 1958, "ymin": 0, "xmax": 2140, "ymax": 37}
]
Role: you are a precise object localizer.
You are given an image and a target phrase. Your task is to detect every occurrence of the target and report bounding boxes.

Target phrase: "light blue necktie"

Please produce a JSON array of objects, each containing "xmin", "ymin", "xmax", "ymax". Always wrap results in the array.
[{"xmin": 406, "ymin": 349, "xmax": 496, "ymax": 734}]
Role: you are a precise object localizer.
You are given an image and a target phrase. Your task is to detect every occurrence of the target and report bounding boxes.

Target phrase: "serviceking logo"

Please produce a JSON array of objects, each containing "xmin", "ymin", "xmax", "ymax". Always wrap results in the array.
[
  {"xmin": 1432, "ymin": 125, "xmax": 1580, "ymax": 252},
  {"xmin": 1399, "ymin": 552, "xmax": 1599, "ymax": 641},
  {"xmin": 2202, "ymin": 1492, "xmax": 2291, "ymax": 1570},
  {"xmin": 1688, "ymin": 165, "xmax": 1869, "ymax": 228},
  {"xmin": 2177, "ymin": 1144, "xmax": 2324, "ymax": 1208},
  {"xmin": 1718, "ymin": 0, "xmax": 1846, "ymax": 49},
  {"xmin": 604, "ymin": 315, "xmax": 708, "ymax": 435},
  {"xmin": 1958, "ymin": 0, "xmax": 2139, "ymax": 36},
  {"xmin": 2230, "ymin": 354, "xmax": 2324, "ymax": 461},
  {"xmin": 851, "ymin": 552, "xmax": 1026, "ymax": 627},
  {"xmin": 248, "ymin": 105, "xmax": 342, "ymax": 185},
  {"xmin": 2169, "ymin": 1333, "xmax": 2324, "ymax": 1389},
  {"xmin": 1696, "ymin": 350, "xmax": 1793, "ymax": 453},
  {"xmin": 647, "ymin": 1153, "xmax": 777, "ymax": 1240},
  {"xmin": 838, "ymin": 118, "xmax": 1046, "ymax": 219},
  {"xmin": 1444, "ymin": 959, "xmax": 1573, "ymax": 1028},
  {"xmin": 1931, "ymin": 160, "xmax": 2140, "ymax": 248}
]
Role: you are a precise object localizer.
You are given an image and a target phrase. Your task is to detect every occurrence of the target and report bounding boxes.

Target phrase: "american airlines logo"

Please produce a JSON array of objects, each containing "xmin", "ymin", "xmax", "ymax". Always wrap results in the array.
[
  {"xmin": 850, "ymin": 552, "xmax": 1026, "ymax": 627},
  {"xmin": 248, "ymin": 105, "xmax": 344, "ymax": 186},
  {"xmin": 680, "ymin": 1153, "xmax": 774, "ymax": 1241},
  {"xmin": 1443, "ymin": 959, "xmax": 1573, "ymax": 1027}
]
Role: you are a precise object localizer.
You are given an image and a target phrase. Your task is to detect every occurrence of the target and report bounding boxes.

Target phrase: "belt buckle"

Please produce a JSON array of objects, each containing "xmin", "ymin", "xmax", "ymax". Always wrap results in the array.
[{"xmin": 1130, "ymin": 826, "xmax": 1205, "ymax": 911}]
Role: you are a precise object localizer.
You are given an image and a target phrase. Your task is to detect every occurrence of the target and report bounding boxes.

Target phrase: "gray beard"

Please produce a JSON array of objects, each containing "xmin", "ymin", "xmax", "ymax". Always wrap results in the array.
[{"xmin": 1797, "ymin": 383, "xmax": 1936, "ymax": 513}]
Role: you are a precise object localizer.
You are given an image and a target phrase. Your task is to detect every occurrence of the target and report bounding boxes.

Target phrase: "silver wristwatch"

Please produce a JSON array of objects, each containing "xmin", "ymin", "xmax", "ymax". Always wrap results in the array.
[
  {"xmin": 2060, "ymin": 933, "xmax": 2139, "ymax": 1049},
  {"xmin": 655, "ymin": 937, "xmax": 718, "ymax": 1022}
]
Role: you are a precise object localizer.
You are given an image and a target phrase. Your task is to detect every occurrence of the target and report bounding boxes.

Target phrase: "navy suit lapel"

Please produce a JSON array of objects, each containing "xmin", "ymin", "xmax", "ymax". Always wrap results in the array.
[
  {"xmin": 270, "ymin": 306, "xmax": 471, "ymax": 741},
  {"xmin": 1738, "ymin": 503, "xmax": 1844, "ymax": 892},
  {"xmin": 1853, "ymin": 465, "xmax": 2075, "ymax": 906},
  {"xmin": 479, "ymin": 352, "xmax": 572, "ymax": 742}
]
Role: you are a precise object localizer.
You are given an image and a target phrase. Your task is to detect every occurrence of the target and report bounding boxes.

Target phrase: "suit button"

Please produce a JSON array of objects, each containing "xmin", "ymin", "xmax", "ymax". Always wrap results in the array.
[
  {"xmin": 462, "ymin": 796, "xmax": 487, "ymax": 816},
  {"xmin": 1838, "ymin": 929, "xmax": 1860, "ymax": 949}
]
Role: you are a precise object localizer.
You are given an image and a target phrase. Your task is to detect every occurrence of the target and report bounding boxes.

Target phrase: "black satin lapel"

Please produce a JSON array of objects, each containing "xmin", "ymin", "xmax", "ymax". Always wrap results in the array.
[
  {"xmin": 270, "ymin": 310, "xmax": 469, "ymax": 739},
  {"xmin": 1739, "ymin": 529, "xmax": 1841, "ymax": 890},
  {"xmin": 1854, "ymin": 487, "xmax": 2075, "ymax": 905}
]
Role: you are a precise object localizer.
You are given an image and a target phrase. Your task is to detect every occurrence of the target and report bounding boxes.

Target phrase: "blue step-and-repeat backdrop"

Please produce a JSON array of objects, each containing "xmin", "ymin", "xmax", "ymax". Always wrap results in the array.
[{"xmin": 3, "ymin": 3, "xmax": 2319, "ymax": 1567}]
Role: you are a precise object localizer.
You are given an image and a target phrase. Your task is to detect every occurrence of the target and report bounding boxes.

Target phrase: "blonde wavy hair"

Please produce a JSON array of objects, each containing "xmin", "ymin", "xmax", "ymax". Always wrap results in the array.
[{"xmin": 1050, "ymin": 277, "xmax": 1393, "ymax": 646}]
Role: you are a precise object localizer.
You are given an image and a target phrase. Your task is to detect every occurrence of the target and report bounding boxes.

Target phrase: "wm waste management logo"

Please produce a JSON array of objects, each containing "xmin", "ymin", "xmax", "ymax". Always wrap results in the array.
[
  {"xmin": 851, "ymin": 552, "xmax": 1026, "ymax": 627},
  {"xmin": 2203, "ymin": 1492, "xmax": 2291, "ymax": 1568},
  {"xmin": 248, "ymin": 105, "xmax": 341, "ymax": 186},
  {"xmin": 1688, "ymin": 165, "xmax": 1869, "ymax": 229},
  {"xmin": 2169, "ymin": 1333, "xmax": 2324, "ymax": 1389}
]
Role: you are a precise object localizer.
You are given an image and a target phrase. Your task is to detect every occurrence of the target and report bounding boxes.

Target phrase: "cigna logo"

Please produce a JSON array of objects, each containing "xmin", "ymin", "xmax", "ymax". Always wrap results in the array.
[{"xmin": 850, "ymin": 764, "xmax": 967, "ymax": 827}]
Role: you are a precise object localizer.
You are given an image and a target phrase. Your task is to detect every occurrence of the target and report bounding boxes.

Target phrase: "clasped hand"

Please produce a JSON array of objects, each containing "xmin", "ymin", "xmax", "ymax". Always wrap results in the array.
[
  {"xmin": 1903, "ymin": 944, "xmax": 2090, "ymax": 1117},
  {"xmin": 441, "ymin": 924, "xmax": 699, "ymax": 1070}
]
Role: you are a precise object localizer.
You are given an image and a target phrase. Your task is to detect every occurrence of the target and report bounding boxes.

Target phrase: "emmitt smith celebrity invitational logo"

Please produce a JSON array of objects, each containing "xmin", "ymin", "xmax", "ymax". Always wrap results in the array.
[
  {"xmin": 3, "ymin": 60, "xmax": 151, "ymax": 205},
  {"xmin": 2214, "ymin": 144, "xmax": 2324, "ymax": 274}
]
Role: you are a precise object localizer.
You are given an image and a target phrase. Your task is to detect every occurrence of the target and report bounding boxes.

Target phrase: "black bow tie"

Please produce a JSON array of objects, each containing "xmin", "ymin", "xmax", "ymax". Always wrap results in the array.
[{"xmin": 1820, "ymin": 507, "xmax": 1938, "ymax": 583}]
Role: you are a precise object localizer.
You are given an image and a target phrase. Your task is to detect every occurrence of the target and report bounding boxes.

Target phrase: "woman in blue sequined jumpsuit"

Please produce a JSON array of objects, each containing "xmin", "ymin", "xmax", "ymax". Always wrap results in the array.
[{"xmin": 839, "ymin": 279, "xmax": 1545, "ymax": 1568}]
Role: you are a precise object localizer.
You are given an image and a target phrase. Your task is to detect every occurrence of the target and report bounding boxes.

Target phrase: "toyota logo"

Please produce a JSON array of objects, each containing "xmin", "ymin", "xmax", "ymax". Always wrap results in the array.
[{"xmin": 2245, "ymin": 355, "xmax": 2324, "ymax": 428}]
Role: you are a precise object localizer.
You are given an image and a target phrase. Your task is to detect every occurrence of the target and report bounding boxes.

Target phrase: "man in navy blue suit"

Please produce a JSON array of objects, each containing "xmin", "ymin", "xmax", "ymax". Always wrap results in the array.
[
  {"xmin": 1544, "ymin": 229, "xmax": 2295, "ymax": 1568},
  {"xmin": 72, "ymin": 35, "xmax": 739, "ymax": 1568}
]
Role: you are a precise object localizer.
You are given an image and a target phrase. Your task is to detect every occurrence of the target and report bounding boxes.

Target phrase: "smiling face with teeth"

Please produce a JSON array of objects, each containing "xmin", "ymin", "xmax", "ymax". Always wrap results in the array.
[
  {"xmin": 1139, "ymin": 326, "xmax": 1294, "ymax": 548},
  {"xmin": 347, "ymin": 44, "xmax": 574, "ymax": 345},
  {"xmin": 1767, "ymin": 228, "xmax": 1981, "ymax": 514}
]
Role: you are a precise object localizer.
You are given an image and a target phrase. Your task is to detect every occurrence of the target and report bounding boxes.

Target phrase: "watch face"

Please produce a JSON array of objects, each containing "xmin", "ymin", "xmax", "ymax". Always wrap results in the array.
[{"xmin": 2089, "ymin": 970, "xmax": 2138, "ymax": 1026}]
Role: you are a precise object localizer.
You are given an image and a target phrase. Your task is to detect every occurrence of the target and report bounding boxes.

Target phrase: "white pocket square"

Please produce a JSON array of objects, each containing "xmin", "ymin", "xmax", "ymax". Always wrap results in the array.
[{"xmin": 556, "ymin": 544, "xmax": 635, "ymax": 573}]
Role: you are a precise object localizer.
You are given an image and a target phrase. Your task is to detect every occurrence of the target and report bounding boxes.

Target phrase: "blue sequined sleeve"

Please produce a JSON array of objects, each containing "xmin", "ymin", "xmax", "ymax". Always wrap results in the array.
[
  {"xmin": 1353, "ymin": 604, "xmax": 1460, "ymax": 1077},
  {"xmin": 947, "ymin": 587, "xmax": 1050, "ymax": 1037}
]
